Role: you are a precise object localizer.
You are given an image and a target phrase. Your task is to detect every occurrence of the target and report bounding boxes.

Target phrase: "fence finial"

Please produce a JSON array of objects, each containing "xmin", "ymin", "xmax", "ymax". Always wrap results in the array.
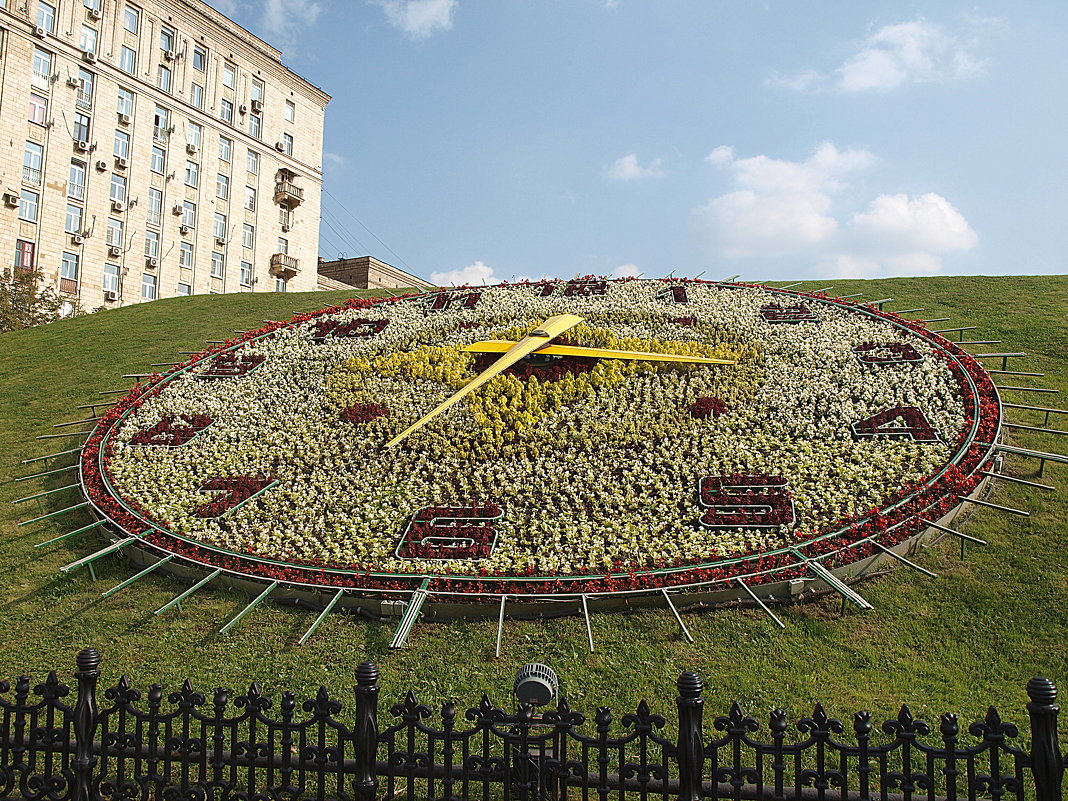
[{"xmin": 1026, "ymin": 676, "xmax": 1063, "ymax": 801}]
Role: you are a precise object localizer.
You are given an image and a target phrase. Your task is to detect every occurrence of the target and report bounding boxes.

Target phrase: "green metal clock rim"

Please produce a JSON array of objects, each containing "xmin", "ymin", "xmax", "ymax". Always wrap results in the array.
[{"xmin": 83, "ymin": 281, "xmax": 999, "ymax": 592}]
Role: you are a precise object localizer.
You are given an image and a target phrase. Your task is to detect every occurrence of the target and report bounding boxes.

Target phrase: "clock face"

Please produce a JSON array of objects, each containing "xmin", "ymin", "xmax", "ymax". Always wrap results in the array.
[{"xmin": 81, "ymin": 279, "xmax": 998, "ymax": 598}]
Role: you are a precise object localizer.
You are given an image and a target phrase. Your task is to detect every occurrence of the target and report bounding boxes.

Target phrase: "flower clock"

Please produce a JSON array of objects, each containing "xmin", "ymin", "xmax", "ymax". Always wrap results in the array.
[{"xmin": 77, "ymin": 278, "xmax": 1004, "ymax": 630}]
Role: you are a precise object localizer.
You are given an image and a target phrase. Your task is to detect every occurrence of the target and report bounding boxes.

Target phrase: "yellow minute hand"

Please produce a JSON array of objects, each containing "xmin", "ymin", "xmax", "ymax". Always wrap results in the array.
[
  {"xmin": 384, "ymin": 314, "xmax": 585, "ymax": 448},
  {"xmin": 463, "ymin": 340, "xmax": 737, "ymax": 365}
]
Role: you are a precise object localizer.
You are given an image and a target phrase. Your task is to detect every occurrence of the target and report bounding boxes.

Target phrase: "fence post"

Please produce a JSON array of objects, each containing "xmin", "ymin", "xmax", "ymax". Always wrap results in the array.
[
  {"xmin": 353, "ymin": 662, "xmax": 380, "ymax": 801},
  {"xmin": 1027, "ymin": 676, "xmax": 1063, "ymax": 801},
  {"xmin": 72, "ymin": 647, "xmax": 101, "ymax": 801},
  {"xmin": 676, "ymin": 671, "xmax": 705, "ymax": 801}
]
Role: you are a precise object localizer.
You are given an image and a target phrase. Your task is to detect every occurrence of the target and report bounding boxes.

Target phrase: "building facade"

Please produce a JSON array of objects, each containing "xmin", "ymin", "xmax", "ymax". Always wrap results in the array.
[
  {"xmin": 317, "ymin": 255, "xmax": 435, "ymax": 291},
  {"xmin": 0, "ymin": 0, "xmax": 329, "ymax": 308}
]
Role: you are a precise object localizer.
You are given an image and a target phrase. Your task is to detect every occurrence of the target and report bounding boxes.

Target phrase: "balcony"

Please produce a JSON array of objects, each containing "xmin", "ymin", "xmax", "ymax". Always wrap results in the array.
[
  {"xmin": 273, "ymin": 180, "xmax": 303, "ymax": 207},
  {"xmin": 59, "ymin": 278, "xmax": 79, "ymax": 295},
  {"xmin": 269, "ymin": 253, "xmax": 299, "ymax": 277},
  {"xmin": 31, "ymin": 70, "xmax": 51, "ymax": 91},
  {"xmin": 153, "ymin": 126, "xmax": 169, "ymax": 144},
  {"xmin": 23, "ymin": 166, "xmax": 42, "ymax": 186},
  {"xmin": 76, "ymin": 90, "xmax": 92, "ymax": 110}
]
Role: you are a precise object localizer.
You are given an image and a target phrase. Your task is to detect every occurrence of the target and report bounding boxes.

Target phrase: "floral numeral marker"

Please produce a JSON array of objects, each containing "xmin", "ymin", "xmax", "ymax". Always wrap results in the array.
[
  {"xmin": 396, "ymin": 503, "xmax": 504, "ymax": 560},
  {"xmin": 657, "ymin": 285, "xmax": 689, "ymax": 304},
  {"xmin": 562, "ymin": 279, "xmax": 607, "ymax": 297},
  {"xmin": 192, "ymin": 474, "xmax": 276, "ymax": 519},
  {"xmin": 426, "ymin": 291, "xmax": 482, "ymax": 311},
  {"xmin": 197, "ymin": 352, "xmax": 266, "ymax": 380},
  {"xmin": 698, "ymin": 475, "xmax": 795, "ymax": 530},
  {"xmin": 851, "ymin": 406, "xmax": 940, "ymax": 443},
  {"xmin": 131, "ymin": 414, "xmax": 213, "ymax": 447},
  {"xmin": 761, "ymin": 303, "xmax": 818, "ymax": 323},
  {"xmin": 853, "ymin": 342, "xmax": 923, "ymax": 366},
  {"xmin": 311, "ymin": 318, "xmax": 389, "ymax": 341}
]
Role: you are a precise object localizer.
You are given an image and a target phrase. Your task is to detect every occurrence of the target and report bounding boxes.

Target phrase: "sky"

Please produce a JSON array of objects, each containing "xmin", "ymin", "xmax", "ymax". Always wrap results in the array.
[{"xmin": 213, "ymin": 0, "xmax": 1068, "ymax": 286}]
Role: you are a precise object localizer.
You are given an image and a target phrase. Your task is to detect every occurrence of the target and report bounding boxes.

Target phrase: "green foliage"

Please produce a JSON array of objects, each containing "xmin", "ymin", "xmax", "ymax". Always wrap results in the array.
[
  {"xmin": 0, "ymin": 278, "xmax": 1065, "ymax": 726},
  {"xmin": 0, "ymin": 269, "xmax": 64, "ymax": 333}
]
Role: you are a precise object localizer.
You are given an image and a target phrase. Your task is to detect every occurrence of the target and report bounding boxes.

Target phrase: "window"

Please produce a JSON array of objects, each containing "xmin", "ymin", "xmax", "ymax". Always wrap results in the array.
[
  {"xmin": 73, "ymin": 112, "xmax": 90, "ymax": 142},
  {"xmin": 218, "ymin": 136, "xmax": 232, "ymax": 162},
  {"xmin": 145, "ymin": 230, "xmax": 159, "ymax": 258},
  {"xmin": 154, "ymin": 106, "xmax": 170, "ymax": 141},
  {"xmin": 123, "ymin": 6, "xmax": 140, "ymax": 34},
  {"xmin": 120, "ymin": 46, "xmax": 137, "ymax": 74},
  {"xmin": 275, "ymin": 277, "xmax": 287, "ymax": 292},
  {"xmin": 279, "ymin": 206, "xmax": 292, "ymax": 229},
  {"xmin": 32, "ymin": 48, "xmax": 52, "ymax": 90},
  {"xmin": 117, "ymin": 87, "xmax": 135, "ymax": 116},
  {"xmin": 187, "ymin": 122, "xmax": 202, "ymax": 148},
  {"xmin": 240, "ymin": 260, "xmax": 252, "ymax": 287},
  {"xmin": 15, "ymin": 240, "xmax": 36, "ymax": 273},
  {"xmin": 61, "ymin": 252, "xmax": 80, "ymax": 290},
  {"xmin": 192, "ymin": 46, "xmax": 206, "ymax": 71},
  {"xmin": 106, "ymin": 217, "xmax": 124, "ymax": 247},
  {"xmin": 23, "ymin": 142, "xmax": 44, "ymax": 185},
  {"xmin": 84, "ymin": 0, "xmax": 102, "ymax": 11},
  {"xmin": 110, "ymin": 174, "xmax": 127, "ymax": 203},
  {"xmin": 213, "ymin": 212, "xmax": 226, "ymax": 239},
  {"xmin": 190, "ymin": 83, "xmax": 204, "ymax": 108},
  {"xmin": 179, "ymin": 241, "xmax": 193, "ymax": 268},
  {"xmin": 19, "ymin": 190, "xmax": 39, "ymax": 222},
  {"xmin": 282, "ymin": 133, "xmax": 294, "ymax": 156},
  {"xmin": 242, "ymin": 223, "xmax": 254, "ymax": 249},
  {"xmin": 244, "ymin": 186, "xmax": 256, "ymax": 211},
  {"xmin": 69, "ymin": 161, "xmax": 86, "ymax": 200},
  {"xmin": 103, "ymin": 263, "xmax": 120, "ymax": 293},
  {"xmin": 284, "ymin": 100, "xmax": 295, "ymax": 122},
  {"xmin": 160, "ymin": 26, "xmax": 175, "ymax": 53},
  {"xmin": 150, "ymin": 146, "xmax": 165, "ymax": 174},
  {"xmin": 37, "ymin": 2, "xmax": 57, "ymax": 34},
  {"xmin": 251, "ymin": 79, "xmax": 264, "ymax": 102},
  {"xmin": 147, "ymin": 187, "xmax": 162, "ymax": 225},
  {"xmin": 222, "ymin": 62, "xmax": 236, "ymax": 88},
  {"xmin": 157, "ymin": 64, "xmax": 172, "ymax": 93},
  {"xmin": 247, "ymin": 151, "xmax": 259, "ymax": 175},
  {"xmin": 177, "ymin": 281, "xmax": 191, "ymax": 295},
  {"xmin": 114, "ymin": 130, "xmax": 130, "ymax": 159},
  {"xmin": 210, "ymin": 251, "xmax": 224, "ymax": 279},
  {"xmin": 80, "ymin": 25, "xmax": 98, "ymax": 54},
  {"xmin": 248, "ymin": 113, "xmax": 261, "ymax": 139},
  {"xmin": 75, "ymin": 70, "xmax": 94, "ymax": 110},
  {"xmin": 220, "ymin": 98, "xmax": 233, "ymax": 124},
  {"xmin": 184, "ymin": 160, "xmax": 199, "ymax": 187},
  {"xmin": 182, "ymin": 200, "xmax": 196, "ymax": 228},
  {"xmin": 277, "ymin": 237, "xmax": 289, "ymax": 254},
  {"xmin": 29, "ymin": 93, "xmax": 48, "ymax": 125},
  {"xmin": 65, "ymin": 203, "xmax": 83, "ymax": 234},
  {"xmin": 141, "ymin": 272, "xmax": 157, "ymax": 300},
  {"xmin": 216, "ymin": 173, "xmax": 229, "ymax": 200}
]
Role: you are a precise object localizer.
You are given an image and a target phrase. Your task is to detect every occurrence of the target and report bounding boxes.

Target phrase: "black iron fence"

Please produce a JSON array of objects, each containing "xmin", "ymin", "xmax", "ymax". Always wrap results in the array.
[{"xmin": 0, "ymin": 649, "xmax": 1063, "ymax": 801}]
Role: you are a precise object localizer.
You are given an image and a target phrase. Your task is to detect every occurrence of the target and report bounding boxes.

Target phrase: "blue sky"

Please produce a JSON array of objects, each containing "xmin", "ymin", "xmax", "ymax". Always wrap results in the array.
[{"xmin": 216, "ymin": 0, "xmax": 1068, "ymax": 285}]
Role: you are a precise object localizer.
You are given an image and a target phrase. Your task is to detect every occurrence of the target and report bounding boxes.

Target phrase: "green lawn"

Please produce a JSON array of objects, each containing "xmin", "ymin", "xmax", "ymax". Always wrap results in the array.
[{"xmin": 1, "ymin": 276, "xmax": 1066, "ymax": 730}]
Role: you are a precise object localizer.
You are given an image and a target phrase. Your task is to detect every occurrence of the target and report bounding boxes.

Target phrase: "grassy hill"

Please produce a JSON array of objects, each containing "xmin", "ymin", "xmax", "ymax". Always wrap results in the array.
[{"xmin": 1, "ymin": 276, "xmax": 1066, "ymax": 725}]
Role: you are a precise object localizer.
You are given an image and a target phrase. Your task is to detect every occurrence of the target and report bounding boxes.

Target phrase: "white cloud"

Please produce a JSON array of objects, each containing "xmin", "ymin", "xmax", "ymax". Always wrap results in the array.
[
  {"xmin": 606, "ymin": 153, "xmax": 664, "ymax": 181},
  {"xmin": 323, "ymin": 152, "xmax": 347, "ymax": 168},
  {"xmin": 374, "ymin": 0, "xmax": 456, "ymax": 40},
  {"xmin": 263, "ymin": 0, "xmax": 323, "ymax": 49},
  {"xmin": 692, "ymin": 143, "xmax": 977, "ymax": 277},
  {"xmin": 611, "ymin": 263, "xmax": 641, "ymax": 278},
  {"xmin": 769, "ymin": 18, "xmax": 987, "ymax": 93},
  {"xmin": 430, "ymin": 260, "xmax": 497, "ymax": 287}
]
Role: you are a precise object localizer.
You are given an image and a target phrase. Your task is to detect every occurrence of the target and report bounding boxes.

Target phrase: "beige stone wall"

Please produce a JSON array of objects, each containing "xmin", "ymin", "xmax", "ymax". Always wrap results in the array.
[
  {"xmin": 318, "ymin": 256, "xmax": 436, "ymax": 290},
  {"xmin": 0, "ymin": 0, "xmax": 328, "ymax": 308}
]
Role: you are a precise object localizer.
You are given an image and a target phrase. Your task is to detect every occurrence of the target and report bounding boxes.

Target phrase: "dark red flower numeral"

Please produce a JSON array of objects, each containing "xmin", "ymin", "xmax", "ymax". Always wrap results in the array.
[
  {"xmin": 131, "ymin": 414, "xmax": 213, "ymax": 447},
  {"xmin": 657, "ymin": 285, "xmax": 689, "ymax": 304},
  {"xmin": 425, "ymin": 291, "xmax": 482, "ymax": 311},
  {"xmin": 761, "ymin": 303, "xmax": 818, "ymax": 323},
  {"xmin": 197, "ymin": 352, "xmax": 266, "ymax": 380},
  {"xmin": 311, "ymin": 318, "xmax": 389, "ymax": 340},
  {"xmin": 851, "ymin": 406, "xmax": 940, "ymax": 443},
  {"xmin": 698, "ymin": 475, "xmax": 795, "ymax": 530},
  {"xmin": 853, "ymin": 342, "xmax": 923, "ymax": 366},
  {"xmin": 396, "ymin": 503, "xmax": 504, "ymax": 560},
  {"xmin": 562, "ymin": 279, "xmax": 607, "ymax": 297},
  {"xmin": 192, "ymin": 474, "xmax": 275, "ymax": 519}
]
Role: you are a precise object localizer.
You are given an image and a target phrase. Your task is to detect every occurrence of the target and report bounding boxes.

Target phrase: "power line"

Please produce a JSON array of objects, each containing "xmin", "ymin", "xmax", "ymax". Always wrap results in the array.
[
  {"xmin": 321, "ymin": 186, "xmax": 413, "ymax": 272},
  {"xmin": 319, "ymin": 206, "xmax": 372, "ymax": 257}
]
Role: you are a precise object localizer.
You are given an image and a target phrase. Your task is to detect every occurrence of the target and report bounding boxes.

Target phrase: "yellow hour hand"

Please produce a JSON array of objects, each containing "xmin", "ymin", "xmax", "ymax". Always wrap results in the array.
[
  {"xmin": 384, "ymin": 314, "xmax": 585, "ymax": 448},
  {"xmin": 463, "ymin": 340, "xmax": 737, "ymax": 365}
]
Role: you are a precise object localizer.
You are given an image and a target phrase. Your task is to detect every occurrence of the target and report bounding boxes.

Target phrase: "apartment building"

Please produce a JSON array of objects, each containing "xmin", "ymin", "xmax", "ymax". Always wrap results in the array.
[{"xmin": 0, "ymin": 0, "xmax": 329, "ymax": 307}]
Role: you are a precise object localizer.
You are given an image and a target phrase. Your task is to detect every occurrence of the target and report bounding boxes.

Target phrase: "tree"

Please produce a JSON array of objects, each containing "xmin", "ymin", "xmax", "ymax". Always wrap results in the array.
[{"xmin": 0, "ymin": 268, "xmax": 65, "ymax": 333}]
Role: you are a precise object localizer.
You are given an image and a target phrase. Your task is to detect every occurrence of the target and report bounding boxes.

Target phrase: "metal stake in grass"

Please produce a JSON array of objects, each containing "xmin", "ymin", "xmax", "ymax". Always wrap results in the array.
[
  {"xmin": 34, "ymin": 519, "xmax": 106, "ymax": 549},
  {"xmin": 101, "ymin": 554, "xmax": 174, "ymax": 598},
  {"xmin": 219, "ymin": 581, "xmax": 279, "ymax": 635},
  {"xmin": 734, "ymin": 579, "xmax": 785, "ymax": 629},
  {"xmin": 389, "ymin": 578, "xmax": 430, "ymax": 649},
  {"xmin": 495, "ymin": 594, "xmax": 507, "ymax": 658},
  {"xmin": 154, "ymin": 568, "xmax": 222, "ymax": 615},
  {"xmin": 580, "ymin": 594, "xmax": 595, "ymax": 653},
  {"xmin": 792, "ymin": 551, "xmax": 873, "ymax": 611},
  {"xmin": 16, "ymin": 463, "xmax": 80, "ymax": 482},
  {"xmin": 661, "ymin": 588, "xmax": 695, "ymax": 642},
  {"xmin": 17, "ymin": 502, "xmax": 89, "ymax": 527},
  {"xmin": 297, "ymin": 588, "xmax": 346, "ymax": 646},
  {"xmin": 21, "ymin": 447, "xmax": 83, "ymax": 464},
  {"xmin": 873, "ymin": 542, "xmax": 937, "ymax": 578},
  {"xmin": 60, "ymin": 537, "xmax": 136, "ymax": 578}
]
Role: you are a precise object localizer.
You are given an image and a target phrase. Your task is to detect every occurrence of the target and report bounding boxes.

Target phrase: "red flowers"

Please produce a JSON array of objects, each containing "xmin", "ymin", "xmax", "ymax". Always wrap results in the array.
[
  {"xmin": 192, "ymin": 474, "xmax": 275, "ymax": 519},
  {"xmin": 130, "ymin": 414, "xmax": 212, "ymax": 447},
  {"xmin": 689, "ymin": 396, "xmax": 729, "ymax": 419},
  {"xmin": 340, "ymin": 403, "xmax": 389, "ymax": 424}
]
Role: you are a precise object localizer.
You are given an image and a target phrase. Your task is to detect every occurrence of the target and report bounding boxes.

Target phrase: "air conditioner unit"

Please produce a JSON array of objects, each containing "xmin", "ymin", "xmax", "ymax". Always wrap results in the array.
[
  {"xmin": 108, "ymin": 245, "xmax": 121, "ymax": 257},
  {"xmin": 172, "ymin": 204, "xmax": 183, "ymax": 215},
  {"xmin": 251, "ymin": 99, "xmax": 263, "ymax": 113},
  {"xmin": 238, "ymin": 104, "xmax": 248, "ymax": 115},
  {"xmin": 281, "ymin": 223, "xmax": 291, "ymax": 232},
  {"xmin": 82, "ymin": 51, "xmax": 97, "ymax": 64},
  {"xmin": 117, "ymin": 112, "xmax": 131, "ymax": 125},
  {"xmin": 87, "ymin": 7, "xmax": 102, "ymax": 20},
  {"xmin": 186, "ymin": 143, "xmax": 198, "ymax": 155},
  {"xmin": 115, "ymin": 157, "xmax": 128, "ymax": 169},
  {"xmin": 163, "ymin": 50, "xmax": 176, "ymax": 62},
  {"xmin": 111, "ymin": 201, "xmax": 125, "ymax": 212},
  {"xmin": 3, "ymin": 193, "xmax": 20, "ymax": 208},
  {"xmin": 146, "ymin": 257, "xmax": 158, "ymax": 268},
  {"xmin": 179, "ymin": 224, "xmax": 190, "ymax": 235},
  {"xmin": 72, "ymin": 234, "xmax": 84, "ymax": 245},
  {"xmin": 275, "ymin": 142, "xmax": 285, "ymax": 152},
  {"xmin": 103, "ymin": 290, "xmax": 118, "ymax": 301},
  {"xmin": 215, "ymin": 236, "xmax": 226, "ymax": 246},
  {"xmin": 95, "ymin": 160, "xmax": 107, "ymax": 171},
  {"xmin": 75, "ymin": 140, "xmax": 90, "ymax": 152},
  {"xmin": 66, "ymin": 76, "xmax": 81, "ymax": 87},
  {"xmin": 33, "ymin": 26, "xmax": 47, "ymax": 38}
]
